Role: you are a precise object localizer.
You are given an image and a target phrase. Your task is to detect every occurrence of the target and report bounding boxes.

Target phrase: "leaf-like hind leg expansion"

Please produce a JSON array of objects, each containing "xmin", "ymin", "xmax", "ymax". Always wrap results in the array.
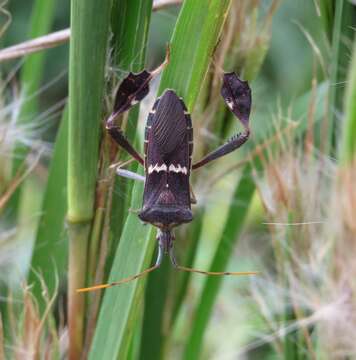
[
  {"xmin": 192, "ymin": 72, "xmax": 251, "ymax": 170},
  {"xmin": 109, "ymin": 45, "xmax": 170, "ymax": 120},
  {"xmin": 106, "ymin": 45, "xmax": 170, "ymax": 165}
]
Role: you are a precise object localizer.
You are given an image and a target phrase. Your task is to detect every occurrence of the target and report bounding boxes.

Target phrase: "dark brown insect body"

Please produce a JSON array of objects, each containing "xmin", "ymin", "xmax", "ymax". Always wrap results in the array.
[
  {"xmin": 139, "ymin": 90, "xmax": 193, "ymax": 262},
  {"xmin": 139, "ymin": 90, "xmax": 193, "ymax": 228},
  {"xmin": 78, "ymin": 58, "xmax": 255, "ymax": 292}
]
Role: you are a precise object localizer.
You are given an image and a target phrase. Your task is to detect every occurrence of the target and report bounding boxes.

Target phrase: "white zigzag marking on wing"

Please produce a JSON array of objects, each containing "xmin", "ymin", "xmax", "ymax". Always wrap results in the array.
[
  {"xmin": 148, "ymin": 163, "xmax": 188, "ymax": 175},
  {"xmin": 168, "ymin": 164, "xmax": 187, "ymax": 174},
  {"xmin": 148, "ymin": 163, "xmax": 167, "ymax": 174}
]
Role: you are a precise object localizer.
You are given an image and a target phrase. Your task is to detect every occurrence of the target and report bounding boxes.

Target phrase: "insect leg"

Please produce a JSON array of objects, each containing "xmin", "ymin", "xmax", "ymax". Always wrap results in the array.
[
  {"xmin": 192, "ymin": 72, "xmax": 251, "ymax": 170},
  {"xmin": 109, "ymin": 45, "xmax": 170, "ymax": 120},
  {"xmin": 116, "ymin": 169, "xmax": 145, "ymax": 182},
  {"xmin": 192, "ymin": 131, "xmax": 250, "ymax": 170},
  {"xmin": 106, "ymin": 121, "xmax": 145, "ymax": 165},
  {"xmin": 112, "ymin": 159, "xmax": 145, "ymax": 182},
  {"xmin": 106, "ymin": 45, "xmax": 170, "ymax": 165}
]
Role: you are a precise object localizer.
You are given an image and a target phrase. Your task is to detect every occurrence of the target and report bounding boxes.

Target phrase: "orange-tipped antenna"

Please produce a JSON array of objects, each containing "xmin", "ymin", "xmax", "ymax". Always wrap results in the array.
[
  {"xmin": 176, "ymin": 265, "xmax": 258, "ymax": 276},
  {"xmin": 77, "ymin": 245, "xmax": 164, "ymax": 293},
  {"xmin": 77, "ymin": 264, "xmax": 159, "ymax": 293}
]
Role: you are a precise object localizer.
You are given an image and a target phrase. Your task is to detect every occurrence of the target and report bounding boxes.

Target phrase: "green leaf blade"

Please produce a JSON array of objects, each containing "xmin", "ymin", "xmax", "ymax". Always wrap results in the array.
[{"xmin": 89, "ymin": 179, "xmax": 156, "ymax": 360}]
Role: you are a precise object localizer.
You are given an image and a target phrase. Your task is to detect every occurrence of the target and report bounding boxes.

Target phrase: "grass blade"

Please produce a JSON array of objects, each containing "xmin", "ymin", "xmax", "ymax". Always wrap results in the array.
[
  {"xmin": 158, "ymin": 0, "xmax": 231, "ymax": 108},
  {"xmin": 28, "ymin": 108, "xmax": 68, "ymax": 312},
  {"xmin": 170, "ymin": 209, "xmax": 204, "ymax": 327},
  {"xmin": 340, "ymin": 39, "xmax": 356, "ymax": 164},
  {"xmin": 108, "ymin": 0, "xmax": 154, "ymax": 269},
  {"xmin": 89, "ymin": 179, "xmax": 156, "ymax": 359},
  {"xmin": 0, "ymin": 0, "xmax": 57, "ymax": 346},
  {"xmin": 326, "ymin": 0, "xmax": 355, "ymax": 154},
  {"xmin": 67, "ymin": 0, "xmax": 112, "ymax": 358},
  {"xmin": 139, "ymin": 259, "xmax": 170, "ymax": 360},
  {"xmin": 141, "ymin": 1, "xmax": 232, "ymax": 358},
  {"xmin": 10, "ymin": 0, "xmax": 57, "ymax": 219},
  {"xmin": 318, "ymin": 0, "xmax": 334, "ymax": 41}
]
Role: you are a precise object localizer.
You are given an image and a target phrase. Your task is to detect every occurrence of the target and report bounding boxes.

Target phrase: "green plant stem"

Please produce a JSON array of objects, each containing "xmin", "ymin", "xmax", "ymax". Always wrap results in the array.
[
  {"xmin": 318, "ymin": 0, "xmax": 334, "ymax": 41},
  {"xmin": 67, "ymin": 0, "xmax": 112, "ymax": 358},
  {"xmin": 67, "ymin": 222, "xmax": 91, "ymax": 358},
  {"xmin": 326, "ymin": 0, "xmax": 355, "ymax": 155},
  {"xmin": 340, "ymin": 39, "xmax": 356, "ymax": 164}
]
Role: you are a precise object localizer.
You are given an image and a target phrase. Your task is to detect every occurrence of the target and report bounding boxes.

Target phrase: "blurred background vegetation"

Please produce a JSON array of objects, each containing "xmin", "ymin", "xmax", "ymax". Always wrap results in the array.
[{"xmin": 0, "ymin": 0, "xmax": 355, "ymax": 359}]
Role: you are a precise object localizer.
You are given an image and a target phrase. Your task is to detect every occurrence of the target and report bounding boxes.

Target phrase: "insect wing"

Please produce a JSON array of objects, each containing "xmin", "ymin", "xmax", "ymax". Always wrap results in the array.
[{"xmin": 139, "ymin": 90, "xmax": 193, "ymax": 226}]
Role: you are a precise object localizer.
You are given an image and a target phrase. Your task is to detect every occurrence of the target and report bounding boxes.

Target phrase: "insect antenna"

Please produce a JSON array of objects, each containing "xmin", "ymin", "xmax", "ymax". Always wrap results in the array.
[
  {"xmin": 77, "ymin": 245, "xmax": 164, "ymax": 293},
  {"xmin": 169, "ymin": 246, "xmax": 258, "ymax": 277},
  {"xmin": 176, "ymin": 265, "xmax": 258, "ymax": 277},
  {"xmin": 76, "ymin": 265, "xmax": 160, "ymax": 293}
]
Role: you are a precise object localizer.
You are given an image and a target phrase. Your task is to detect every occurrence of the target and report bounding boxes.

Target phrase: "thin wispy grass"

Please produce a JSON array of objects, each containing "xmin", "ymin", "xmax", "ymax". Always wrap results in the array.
[{"xmin": 248, "ymin": 129, "xmax": 356, "ymax": 358}]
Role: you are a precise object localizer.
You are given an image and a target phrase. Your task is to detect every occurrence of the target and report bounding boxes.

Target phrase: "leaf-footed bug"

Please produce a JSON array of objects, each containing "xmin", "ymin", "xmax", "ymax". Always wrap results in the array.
[{"xmin": 78, "ymin": 50, "xmax": 257, "ymax": 292}]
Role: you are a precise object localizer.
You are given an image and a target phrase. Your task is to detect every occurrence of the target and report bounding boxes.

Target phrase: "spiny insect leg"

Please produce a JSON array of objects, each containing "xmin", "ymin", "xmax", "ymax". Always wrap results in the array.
[
  {"xmin": 192, "ymin": 72, "xmax": 251, "ymax": 170},
  {"xmin": 106, "ymin": 121, "xmax": 144, "ymax": 165},
  {"xmin": 192, "ymin": 131, "xmax": 249, "ymax": 170}
]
